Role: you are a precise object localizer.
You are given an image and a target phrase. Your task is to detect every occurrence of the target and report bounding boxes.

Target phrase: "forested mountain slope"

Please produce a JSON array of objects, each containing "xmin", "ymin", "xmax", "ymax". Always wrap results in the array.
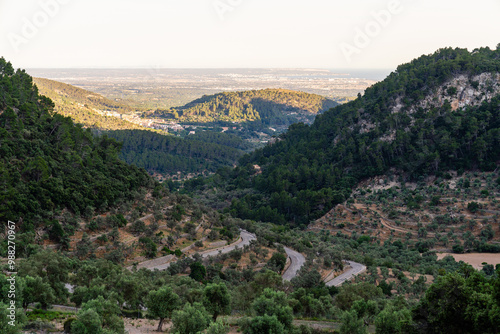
[
  {"xmin": 33, "ymin": 77, "xmax": 143, "ymax": 130},
  {"xmin": 151, "ymin": 88, "xmax": 338, "ymax": 124},
  {"xmin": 191, "ymin": 47, "xmax": 500, "ymax": 227},
  {"xmin": 105, "ymin": 129, "xmax": 249, "ymax": 176},
  {"xmin": 0, "ymin": 58, "xmax": 153, "ymax": 229}
]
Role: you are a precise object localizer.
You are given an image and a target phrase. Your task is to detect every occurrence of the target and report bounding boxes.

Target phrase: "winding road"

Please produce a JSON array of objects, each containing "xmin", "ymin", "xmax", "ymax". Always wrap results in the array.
[
  {"xmin": 282, "ymin": 247, "xmax": 306, "ymax": 281},
  {"xmin": 131, "ymin": 229, "xmax": 364, "ymax": 284},
  {"xmin": 325, "ymin": 260, "xmax": 366, "ymax": 287},
  {"xmin": 133, "ymin": 230, "xmax": 256, "ymax": 271},
  {"xmin": 201, "ymin": 230, "xmax": 256, "ymax": 258}
]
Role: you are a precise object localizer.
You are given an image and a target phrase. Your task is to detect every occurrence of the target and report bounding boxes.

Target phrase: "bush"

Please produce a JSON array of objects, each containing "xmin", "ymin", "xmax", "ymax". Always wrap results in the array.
[
  {"xmin": 162, "ymin": 247, "xmax": 175, "ymax": 255},
  {"xmin": 452, "ymin": 244, "xmax": 465, "ymax": 254},
  {"xmin": 24, "ymin": 320, "xmax": 56, "ymax": 331},
  {"xmin": 244, "ymin": 315, "xmax": 284, "ymax": 334},
  {"xmin": 139, "ymin": 237, "xmax": 157, "ymax": 258},
  {"xmin": 71, "ymin": 309, "xmax": 102, "ymax": 334},
  {"xmin": 172, "ymin": 302, "xmax": 211, "ymax": 334},
  {"xmin": 130, "ymin": 220, "xmax": 146, "ymax": 235},
  {"xmin": 267, "ymin": 252, "xmax": 287, "ymax": 272},
  {"xmin": 204, "ymin": 320, "xmax": 229, "ymax": 334},
  {"xmin": 190, "ymin": 262, "xmax": 207, "ymax": 282},
  {"xmin": 467, "ymin": 202, "xmax": 480, "ymax": 213}
]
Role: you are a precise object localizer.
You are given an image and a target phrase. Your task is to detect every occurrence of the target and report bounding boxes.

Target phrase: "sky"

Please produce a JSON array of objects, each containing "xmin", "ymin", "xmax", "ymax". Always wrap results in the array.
[{"xmin": 0, "ymin": 0, "xmax": 499, "ymax": 70}]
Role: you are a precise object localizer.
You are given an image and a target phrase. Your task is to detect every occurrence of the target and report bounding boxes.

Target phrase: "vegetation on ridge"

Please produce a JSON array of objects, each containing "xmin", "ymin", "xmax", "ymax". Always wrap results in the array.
[{"xmin": 185, "ymin": 47, "xmax": 500, "ymax": 227}]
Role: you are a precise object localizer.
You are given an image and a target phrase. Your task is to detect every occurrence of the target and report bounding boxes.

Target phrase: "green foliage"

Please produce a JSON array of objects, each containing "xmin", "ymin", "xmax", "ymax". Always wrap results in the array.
[
  {"xmin": 0, "ymin": 301, "xmax": 27, "ymax": 334},
  {"xmin": 375, "ymin": 305, "xmax": 412, "ymax": 334},
  {"xmin": 138, "ymin": 237, "xmax": 157, "ymax": 258},
  {"xmin": 203, "ymin": 282, "xmax": 231, "ymax": 321},
  {"xmin": 0, "ymin": 58, "xmax": 152, "ymax": 228},
  {"xmin": 340, "ymin": 310, "xmax": 368, "ymax": 334},
  {"xmin": 203, "ymin": 319, "xmax": 230, "ymax": 334},
  {"xmin": 452, "ymin": 244, "xmax": 465, "ymax": 254},
  {"xmin": 190, "ymin": 262, "xmax": 207, "ymax": 282},
  {"xmin": 171, "ymin": 302, "xmax": 211, "ymax": 334},
  {"xmin": 146, "ymin": 286, "xmax": 181, "ymax": 332},
  {"xmin": 378, "ymin": 280, "xmax": 393, "ymax": 296},
  {"xmin": 17, "ymin": 250, "xmax": 71, "ymax": 305},
  {"xmin": 71, "ymin": 309, "xmax": 103, "ymax": 334},
  {"xmin": 335, "ymin": 283, "xmax": 383, "ymax": 311},
  {"xmin": 208, "ymin": 47, "xmax": 500, "ymax": 226},
  {"xmin": 252, "ymin": 288, "xmax": 294, "ymax": 330},
  {"xmin": 23, "ymin": 275, "xmax": 56, "ymax": 309},
  {"xmin": 153, "ymin": 88, "xmax": 337, "ymax": 124},
  {"xmin": 106, "ymin": 129, "xmax": 245, "ymax": 175},
  {"xmin": 79, "ymin": 296, "xmax": 124, "ymax": 334},
  {"xmin": 467, "ymin": 201, "xmax": 480, "ymax": 213},
  {"xmin": 267, "ymin": 252, "xmax": 287, "ymax": 272},
  {"xmin": 244, "ymin": 314, "xmax": 285, "ymax": 334},
  {"xmin": 413, "ymin": 269, "xmax": 500, "ymax": 333}
]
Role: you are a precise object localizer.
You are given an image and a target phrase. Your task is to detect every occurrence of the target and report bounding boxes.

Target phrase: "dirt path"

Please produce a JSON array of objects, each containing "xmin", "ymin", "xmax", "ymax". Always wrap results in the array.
[{"xmin": 379, "ymin": 218, "xmax": 417, "ymax": 235}]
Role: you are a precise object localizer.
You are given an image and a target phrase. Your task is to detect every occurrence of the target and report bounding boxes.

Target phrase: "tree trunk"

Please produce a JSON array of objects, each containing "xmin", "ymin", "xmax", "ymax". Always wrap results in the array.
[{"xmin": 157, "ymin": 318, "xmax": 164, "ymax": 332}]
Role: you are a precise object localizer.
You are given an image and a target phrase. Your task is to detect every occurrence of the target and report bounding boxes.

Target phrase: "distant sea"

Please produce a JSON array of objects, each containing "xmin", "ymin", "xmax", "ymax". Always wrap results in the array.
[{"xmin": 327, "ymin": 69, "xmax": 392, "ymax": 81}]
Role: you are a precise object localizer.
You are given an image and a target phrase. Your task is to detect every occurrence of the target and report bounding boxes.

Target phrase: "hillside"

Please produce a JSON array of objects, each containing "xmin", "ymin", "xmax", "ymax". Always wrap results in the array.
[
  {"xmin": 311, "ymin": 170, "xmax": 500, "ymax": 253},
  {"xmin": 0, "ymin": 58, "xmax": 154, "ymax": 236},
  {"xmin": 186, "ymin": 47, "xmax": 500, "ymax": 227},
  {"xmin": 104, "ymin": 129, "xmax": 249, "ymax": 178},
  {"xmin": 33, "ymin": 77, "xmax": 144, "ymax": 130},
  {"xmin": 0, "ymin": 58, "xmax": 248, "ymax": 266},
  {"xmin": 151, "ymin": 88, "xmax": 338, "ymax": 124}
]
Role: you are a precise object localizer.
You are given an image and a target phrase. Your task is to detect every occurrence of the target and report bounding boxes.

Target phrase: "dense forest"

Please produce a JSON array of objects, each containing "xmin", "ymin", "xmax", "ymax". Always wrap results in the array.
[
  {"xmin": 150, "ymin": 89, "xmax": 338, "ymax": 124},
  {"xmin": 0, "ymin": 58, "xmax": 154, "ymax": 231},
  {"xmin": 33, "ymin": 78, "xmax": 143, "ymax": 131},
  {"xmin": 104, "ymin": 130, "xmax": 249, "ymax": 176},
  {"xmin": 185, "ymin": 47, "xmax": 500, "ymax": 227}
]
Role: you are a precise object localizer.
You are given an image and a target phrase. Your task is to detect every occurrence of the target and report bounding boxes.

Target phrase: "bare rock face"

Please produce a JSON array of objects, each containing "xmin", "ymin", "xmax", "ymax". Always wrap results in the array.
[
  {"xmin": 377, "ymin": 72, "xmax": 500, "ymax": 143},
  {"xmin": 396, "ymin": 73, "xmax": 500, "ymax": 115}
]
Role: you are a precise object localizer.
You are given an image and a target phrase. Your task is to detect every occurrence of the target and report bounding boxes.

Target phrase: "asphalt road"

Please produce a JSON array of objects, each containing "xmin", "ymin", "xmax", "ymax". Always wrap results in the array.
[
  {"xmin": 201, "ymin": 230, "xmax": 256, "ymax": 258},
  {"xmin": 282, "ymin": 247, "xmax": 306, "ymax": 281},
  {"xmin": 141, "ymin": 230, "xmax": 256, "ymax": 271},
  {"xmin": 325, "ymin": 260, "xmax": 366, "ymax": 287}
]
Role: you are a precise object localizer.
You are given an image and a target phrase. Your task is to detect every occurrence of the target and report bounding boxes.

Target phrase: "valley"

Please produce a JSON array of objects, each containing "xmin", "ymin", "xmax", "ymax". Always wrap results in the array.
[{"xmin": 2, "ymin": 46, "xmax": 500, "ymax": 334}]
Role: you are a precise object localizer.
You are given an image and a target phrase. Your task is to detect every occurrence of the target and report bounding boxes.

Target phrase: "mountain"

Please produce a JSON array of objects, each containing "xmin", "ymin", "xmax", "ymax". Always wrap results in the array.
[
  {"xmin": 33, "ymin": 77, "xmax": 144, "ymax": 130},
  {"xmin": 33, "ymin": 78, "xmax": 247, "ymax": 177},
  {"xmin": 150, "ymin": 88, "xmax": 338, "ymax": 125},
  {"xmin": 0, "ymin": 58, "xmax": 153, "ymax": 230},
  {"xmin": 189, "ymin": 47, "xmax": 500, "ymax": 227}
]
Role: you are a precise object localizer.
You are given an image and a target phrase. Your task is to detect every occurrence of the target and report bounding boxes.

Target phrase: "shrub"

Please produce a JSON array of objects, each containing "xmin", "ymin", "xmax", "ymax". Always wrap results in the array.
[{"xmin": 467, "ymin": 202, "xmax": 480, "ymax": 213}]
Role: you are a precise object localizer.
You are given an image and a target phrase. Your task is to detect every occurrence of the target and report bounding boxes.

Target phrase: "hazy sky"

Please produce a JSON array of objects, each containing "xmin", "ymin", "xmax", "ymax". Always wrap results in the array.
[{"xmin": 0, "ymin": 0, "xmax": 499, "ymax": 69}]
